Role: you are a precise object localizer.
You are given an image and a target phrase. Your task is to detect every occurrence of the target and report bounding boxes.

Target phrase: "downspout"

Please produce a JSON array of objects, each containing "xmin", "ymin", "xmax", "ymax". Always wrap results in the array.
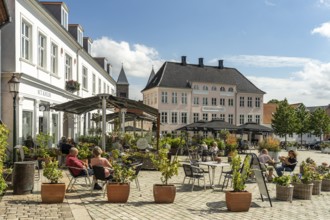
[{"xmin": 75, "ymin": 48, "xmax": 82, "ymax": 138}]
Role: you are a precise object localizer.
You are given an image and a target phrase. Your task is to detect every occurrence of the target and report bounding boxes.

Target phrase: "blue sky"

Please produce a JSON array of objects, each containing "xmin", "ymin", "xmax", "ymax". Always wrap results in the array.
[{"xmin": 59, "ymin": 0, "xmax": 330, "ymax": 106}]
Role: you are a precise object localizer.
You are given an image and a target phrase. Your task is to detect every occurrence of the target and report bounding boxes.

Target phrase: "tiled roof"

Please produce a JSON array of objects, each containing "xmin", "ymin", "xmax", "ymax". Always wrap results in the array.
[
  {"xmin": 0, "ymin": 0, "xmax": 10, "ymax": 26},
  {"xmin": 142, "ymin": 61, "xmax": 265, "ymax": 94},
  {"xmin": 117, "ymin": 66, "xmax": 129, "ymax": 85}
]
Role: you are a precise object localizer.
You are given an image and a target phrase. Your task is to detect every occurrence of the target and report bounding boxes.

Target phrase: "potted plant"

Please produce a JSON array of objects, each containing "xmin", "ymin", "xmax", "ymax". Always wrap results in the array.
[
  {"xmin": 35, "ymin": 133, "xmax": 52, "ymax": 168},
  {"xmin": 273, "ymin": 175, "xmax": 294, "ymax": 202},
  {"xmin": 77, "ymin": 143, "xmax": 92, "ymax": 164},
  {"xmin": 291, "ymin": 165, "xmax": 314, "ymax": 200},
  {"xmin": 65, "ymin": 80, "xmax": 80, "ymax": 92},
  {"xmin": 322, "ymin": 172, "xmax": 330, "ymax": 191},
  {"xmin": 106, "ymin": 149, "xmax": 136, "ymax": 203},
  {"xmin": 320, "ymin": 142, "xmax": 330, "ymax": 153},
  {"xmin": 41, "ymin": 160, "xmax": 65, "ymax": 203},
  {"xmin": 225, "ymin": 151, "xmax": 252, "ymax": 212},
  {"xmin": 151, "ymin": 147, "xmax": 180, "ymax": 203},
  {"xmin": 258, "ymin": 137, "xmax": 281, "ymax": 162}
]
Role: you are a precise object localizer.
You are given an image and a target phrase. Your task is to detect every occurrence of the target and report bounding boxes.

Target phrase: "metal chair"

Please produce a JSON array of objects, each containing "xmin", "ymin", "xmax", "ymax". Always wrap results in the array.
[
  {"xmin": 66, "ymin": 166, "xmax": 92, "ymax": 192},
  {"xmin": 133, "ymin": 163, "xmax": 143, "ymax": 191},
  {"xmin": 182, "ymin": 163, "xmax": 206, "ymax": 191},
  {"xmin": 91, "ymin": 165, "xmax": 113, "ymax": 196}
]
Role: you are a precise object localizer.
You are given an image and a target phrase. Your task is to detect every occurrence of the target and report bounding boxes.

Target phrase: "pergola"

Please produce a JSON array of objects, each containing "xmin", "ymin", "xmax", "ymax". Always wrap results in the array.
[{"xmin": 51, "ymin": 94, "xmax": 159, "ymax": 150}]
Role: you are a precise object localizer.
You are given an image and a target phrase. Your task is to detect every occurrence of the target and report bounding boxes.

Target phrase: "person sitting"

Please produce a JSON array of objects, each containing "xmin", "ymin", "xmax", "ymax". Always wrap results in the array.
[
  {"xmin": 258, "ymin": 149, "xmax": 275, "ymax": 165},
  {"xmin": 275, "ymin": 150, "xmax": 298, "ymax": 176},
  {"xmin": 90, "ymin": 146, "xmax": 113, "ymax": 180},
  {"xmin": 200, "ymin": 142, "xmax": 209, "ymax": 162},
  {"xmin": 209, "ymin": 142, "xmax": 221, "ymax": 163}
]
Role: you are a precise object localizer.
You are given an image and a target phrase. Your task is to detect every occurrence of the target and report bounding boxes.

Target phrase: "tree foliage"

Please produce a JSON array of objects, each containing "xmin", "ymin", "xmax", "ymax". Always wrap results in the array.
[
  {"xmin": 295, "ymin": 104, "xmax": 311, "ymax": 145},
  {"xmin": 310, "ymin": 108, "xmax": 330, "ymax": 140},
  {"xmin": 267, "ymin": 99, "xmax": 280, "ymax": 104}
]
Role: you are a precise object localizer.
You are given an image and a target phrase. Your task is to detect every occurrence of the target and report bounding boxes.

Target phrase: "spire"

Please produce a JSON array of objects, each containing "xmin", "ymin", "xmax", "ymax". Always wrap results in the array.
[
  {"xmin": 117, "ymin": 65, "xmax": 129, "ymax": 85},
  {"xmin": 147, "ymin": 66, "xmax": 156, "ymax": 84}
]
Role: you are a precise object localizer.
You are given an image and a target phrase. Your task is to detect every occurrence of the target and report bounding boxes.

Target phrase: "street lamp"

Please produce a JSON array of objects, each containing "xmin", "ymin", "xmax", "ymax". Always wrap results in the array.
[{"xmin": 8, "ymin": 74, "xmax": 20, "ymax": 163}]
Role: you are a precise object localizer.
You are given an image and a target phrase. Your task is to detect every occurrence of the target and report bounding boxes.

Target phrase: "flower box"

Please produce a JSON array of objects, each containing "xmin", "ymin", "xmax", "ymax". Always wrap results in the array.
[{"xmin": 65, "ymin": 80, "xmax": 80, "ymax": 92}]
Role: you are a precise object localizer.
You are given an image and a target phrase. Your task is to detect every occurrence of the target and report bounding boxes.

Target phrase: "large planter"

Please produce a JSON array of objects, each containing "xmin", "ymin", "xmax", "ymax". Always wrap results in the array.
[
  {"xmin": 41, "ymin": 183, "xmax": 66, "ymax": 203},
  {"xmin": 321, "ymin": 179, "xmax": 330, "ymax": 191},
  {"xmin": 322, "ymin": 147, "xmax": 330, "ymax": 153},
  {"xmin": 292, "ymin": 183, "xmax": 313, "ymax": 200},
  {"xmin": 276, "ymin": 184, "xmax": 294, "ymax": 202},
  {"xmin": 153, "ymin": 184, "xmax": 176, "ymax": 203},
  {"xmin": 312, "ymin": 180, "xmax": 322, "ymax": 195},
  {"xmin": 268, "ymin": 151, "xmax": 280, "ymax": 163},
  {"xmin": 107, "ymin": 183, "xmax": 130, "ymax": 203},
  {"xmin": 225, "ymin": 191, "xmax": 252, "ymax": 212}
]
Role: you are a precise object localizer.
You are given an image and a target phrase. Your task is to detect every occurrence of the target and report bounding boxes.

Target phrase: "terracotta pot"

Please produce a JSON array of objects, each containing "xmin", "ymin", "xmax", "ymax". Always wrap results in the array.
[
  {"xmin": 153, "ymin": 184, "xmax": 176, "ymax": 203},
  {"xmin": 107, "ymin": 183, "xmax": 130, "ymax": 203},
  {"xmin": 292, "ymin": 183, "xmax": 313, "ymax": 200},
  {"xmin": 322, "ymin": 179, "xmax": 330, "ymax": 191},
  {"xmin": 276, "ymin": 184, "xmax": 293, "ymax": 202},
  {"xmin": 41, "ymin": 183, "xmax": 66, "ymax": 203},
  {"xmin": 312, "ymin": 180, "xmax": 322, "ymax": 195},
  {"xmin": 225, "ymin": 191, "xmax": 252, "ymax": 212}
]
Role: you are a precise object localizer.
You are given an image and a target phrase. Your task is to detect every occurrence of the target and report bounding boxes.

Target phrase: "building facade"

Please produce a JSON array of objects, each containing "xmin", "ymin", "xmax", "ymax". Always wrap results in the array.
[
  {"xmin": 0, "ymin": 0, "xmax": 116, "ymax": 148},
  {"xmin": 142, "ymin": 56, "xmax": 265, "ymax": 135}
]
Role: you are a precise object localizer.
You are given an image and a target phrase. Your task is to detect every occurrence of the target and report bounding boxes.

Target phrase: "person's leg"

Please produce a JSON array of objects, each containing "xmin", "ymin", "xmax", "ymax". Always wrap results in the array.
[{"xmin": 275, "ymin": 166, "xmax": 284, "ymax": 176}]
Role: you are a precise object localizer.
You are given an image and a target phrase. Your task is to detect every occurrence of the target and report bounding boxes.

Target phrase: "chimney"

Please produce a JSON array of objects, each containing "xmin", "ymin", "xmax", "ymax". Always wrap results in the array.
[
  {"xmin": 107, "ymin": 64, "xmax": 112, "ymax": 75},
  {"xmin": 199, "ymin": 58, "xmax": 204, "ymax": 67},
  {"xmin": 181, "ymin": 56, "xmax": 187, "ymax": 66},
  {"xmin": 218, "ymin": 60, "xmax": 224, "ymax": 69}
]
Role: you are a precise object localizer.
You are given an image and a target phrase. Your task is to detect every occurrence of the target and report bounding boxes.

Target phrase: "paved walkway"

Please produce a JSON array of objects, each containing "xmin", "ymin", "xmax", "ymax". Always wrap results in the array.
[{"xmin": 1, "ymin": 150, "xmax": 330, "ymax": 220}]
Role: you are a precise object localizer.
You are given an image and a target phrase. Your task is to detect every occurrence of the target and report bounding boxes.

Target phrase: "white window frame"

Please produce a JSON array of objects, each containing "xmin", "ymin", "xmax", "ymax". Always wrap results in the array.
[
  {"xmin": 98, "ymin": 78, "xmax": 101, "ymax": 94},
  {"xmin": 193, "ymin": 113, "xmax": 199, "ymax": 122},
  {"xmin": 181, "ymin": 93, "xmax": 187, "ymax": 105},
  {"xmin": 21, "ymin": 20, "xmax": 32, "ymax": 61},
  {"xmin": 172, "ymin": 92, "xmax": 177, "ymax": 104},
  {"xmin": 161, "ymin": 112, "xmax": 168, "ymax": 124},
  {"xmin": 38, "ymin": 33, "xmax": 47, "ymax": 68},
  {"xmin": 61, "ymin": 7, "xmax": 68, "ymax": 30},
  {"xmin": 220, "ymin": 98, "xmax": 225, "ymax": 106},
  {"xmin": 202, "ymin": 97, "xmax": 208, "ymax": 106},
  {"xmin": 65, "ymin": 54, "xmax": 72, "ymax": 80},
  {"xmin": 247, "ymin": 97, "xmax": 253, "ymax": 107},
  {"xmin": 171, "ymin": 112, "xmax": 178, "ymax": 124},
  {"xmin": 240, "ymin": 97, "xmax": 245, "ymax": 107},
  {"xmin": 181, "ymin": 112, "xmax": 187, "ymax": 124},
  {"xmin": 211, "ymin": 98, "xmax": 217, "ymax": 106},
  {"xmin": 50, "ymin": 43, "xmax": 58, "ymax": 75},
  {"xmin": 193, "ymin": 97, "xmax": 199, "ymax": 105},
  {"xmin": 239, "ymin": 114, "xmax": 244, "ymax": 124},
  {"xmin": 203, "ymin": 113, "xmax": 208, "ymax": 121},
  {"xmin": 161, "ymin": 91, "xmax": 168, "ymax": 104},
  {"xmin": 255, "ymin": 97, "xmax": 261, "ymax": 108},
  {"xmin": 92, "ymin": 74, "xmax": 96, "ymax": 94},
  {"xmin": 82, "ymin": 66, "xmax": 88, "ymax": 90}
]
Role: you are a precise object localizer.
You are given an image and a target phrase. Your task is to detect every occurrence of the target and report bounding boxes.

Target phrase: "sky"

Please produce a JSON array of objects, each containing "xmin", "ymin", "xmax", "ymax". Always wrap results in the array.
[{"xmin": 58, "ymin": 0, "xmax": 330, "ymax": 106}]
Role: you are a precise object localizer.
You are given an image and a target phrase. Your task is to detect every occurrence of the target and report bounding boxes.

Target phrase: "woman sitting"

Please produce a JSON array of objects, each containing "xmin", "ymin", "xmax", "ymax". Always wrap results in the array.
[
  {"xmin": 90, "ymin": 146, "xmax": 113, "ymax": 179},
  {"xmin": 275, "ymin": 150, "xmax": 298, "ymax": 176}
]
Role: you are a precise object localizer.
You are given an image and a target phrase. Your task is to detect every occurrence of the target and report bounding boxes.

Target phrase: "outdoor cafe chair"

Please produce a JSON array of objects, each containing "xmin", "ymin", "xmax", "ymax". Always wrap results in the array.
[
  {"xmin": 133, "ymin": 163, "xmax": 143, "ymax": 191},
  {"xmin": 91, "ymin": 165, "xmax": 113, "ymax": 196},
  {"xmin": 182, "ymin": 163, "xmax": 206, "ymax": 191},
  {"xmin": 66, "ymin": 166, "xmax": 92, "ymax": 192}
]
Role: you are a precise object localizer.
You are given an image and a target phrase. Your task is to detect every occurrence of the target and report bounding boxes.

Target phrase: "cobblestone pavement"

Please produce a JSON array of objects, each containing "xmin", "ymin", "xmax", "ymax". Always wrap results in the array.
[{"xmin": 1, "ymin": 149, "xmax": 330, "ymax": 220}]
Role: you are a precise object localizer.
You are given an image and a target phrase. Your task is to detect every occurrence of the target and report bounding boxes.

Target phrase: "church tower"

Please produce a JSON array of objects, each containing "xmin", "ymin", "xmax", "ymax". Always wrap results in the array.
[{"xmin": 116, "ymin": 65, "xmax": 129, "ymax": 98}]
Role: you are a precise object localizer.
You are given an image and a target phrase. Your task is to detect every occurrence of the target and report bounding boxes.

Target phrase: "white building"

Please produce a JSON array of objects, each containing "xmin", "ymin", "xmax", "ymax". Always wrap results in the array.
[{"xmin": 0, "ymin": 0, "xmax": 116, "ymax": 148}]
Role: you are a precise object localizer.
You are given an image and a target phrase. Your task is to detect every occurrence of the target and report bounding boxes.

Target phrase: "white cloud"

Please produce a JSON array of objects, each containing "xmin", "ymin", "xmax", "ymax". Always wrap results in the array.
[
  {"xmin": 319, "ymin": 0, "xmax": 330, "ymax": 7},
  {"xmin": 264, "ymin": 0, "xmax": 275, "ymax": 6},
  {"xmin": 248, "ymin": 61, "xmax": 330, "ymax": 106},
  {"xmin": 312, "ymin": 22, "xmax": 330, "ymax": 38},
  {"xmin": 91, "ymin": 36, "xmax": 163, "ymax": 78},
  {"xmin": 222, "ymin": 55, "xmax": 318, "ymax": 68}
]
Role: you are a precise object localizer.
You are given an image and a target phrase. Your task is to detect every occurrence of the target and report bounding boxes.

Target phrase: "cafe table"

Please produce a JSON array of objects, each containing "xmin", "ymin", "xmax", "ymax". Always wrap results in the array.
[{"xmin": 197, "ymin": 161, "xmax": 230, "ymax": 187}]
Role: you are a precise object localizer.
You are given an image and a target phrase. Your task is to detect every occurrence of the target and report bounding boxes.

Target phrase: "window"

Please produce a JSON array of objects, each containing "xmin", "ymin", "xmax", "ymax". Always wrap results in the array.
[
  {"xmin": 98, "ymin": 78, "xmax": 101, "ymax": 94},
  {"xmin": 103, "ymin": 82, "xmax": 106, "ymax": 93},
  {"xmin": 193, "ymin": 113, "xmax": 199, "ymax": 122},
  {"xmin": 240, "ymin": 97, "xmax": 245, "ymax": 107},
  {"xmin": 21, "ymin": 20, "xmax": 32, "ymax": 60},
  {"xmin": 202, "ymin": 97, "xmax": 208, "ymax": 106},
  {"xmin": 255, "ymin": 97, "xmax": 261, "ymax": 108},
  {"xmin": 50, "ymin": 43, "xmax": 58, "ymax": 74},
  {"xmin": 181, "ymin": 112, "xmax": 187, "ymax": 124},
  {"xmin": 22, "ymin": 111, "xmax": 33, "ymax": 141},
  {"xmin": 82, "ymin": 66, "xmax": 88, "ymax": 90},
  {"xmin": 248, "ymin": 115, "xmax": 253, "ymax": 122},
  {"xmin": 193, "ymin": 97, "xmax": 199, "ymax": 105},
  {"xmin": 92, "ymin": 74, "xmax": 96, "ymax": 93},
  {"xmin": 228, "ymin": 87, "xmax": 234, "ymax": 92},
  {"xmin": 61, "ymin": 7, "xmax": 68, "ymax": 30},
  {"xmin": 161, "ymin": 91, "xmax": 168, "ymax": 103},
  {"xmin": 193, "ymin": 85, "xmax": 199, "ymax": 90},
  {"xmin": 181, "ymin": 93, "xmax": 187, "ymax": 104},
  {"xmin": 220, "ymin": 87, "xmax": 225, "ymax": 92},
  {"xmin": 227, "ymin": 98, "xmax": 233, "ymax": 106},
  {"xmin": 77, "ymin": 29, "xmax": 83, "ymax": 46},
  {"xmin": 247, "ymin": 97, "xmax": 253, "ymax": 107},
  {"xmin": 220, "ymin": 98, "xmax": 225, "ymax": 106},
  {"xmin": 203, "ymin": 113, "xmax": 208, "ymax": 121},
  {"xmin": 256, "ymin": 115, "xmax": 260, "ymax": 124},
  {"xmin": 220, "ymin": 114, "xmax": 225, "ymax": 121},
  {"xmin": 203, "ymin": 85, "xmax": 208, "ymax": 91},
  {"xmin": 172, "ymin": 92, "xmax": 177, "ymax": 104},
  {"xmin": 171, "ymin": 112, "xmax": 178, "ymax": 124},
  {"xmin": 38, "ymin": 34, "xmax": 46, "ymax": 68},
  {"xmin": 211, "ymin": 98, "xmax": 217, "ymax": 106},
  {"xmin": 239, "ymin": 115, "xmax": 244, "ymax": 124},
  {"xmin": 228, "ymin": 114, "xmax": 234, "ymax": 124},
  {"xmin": 211, "ymin": 86, "xmax": 217, "ymax": 91},
  {"xmin": 107, "ymin": 85, "xmax": 110, "ymax": 94},
  {"xmin": 212, "ymin": 114, "xmax": 217, "ymax": 120},
  {"xmin": 65, "ymin": 54, "xmax": 72, "ymax": 80},
  {"xmin": 161, "ymin": 112, "xmax": 168, "ymax": 123}
]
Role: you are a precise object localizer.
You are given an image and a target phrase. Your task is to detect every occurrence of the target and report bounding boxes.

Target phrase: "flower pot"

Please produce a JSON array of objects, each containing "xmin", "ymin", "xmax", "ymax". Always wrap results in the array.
[
  {"xmin": 321, "ymin": 179, "xmax": 330, "ymax": 191},
  {"xmin": 312, "ymin": 180, "xmax": 322, "ymax": 195},
  {"xmin": 225, "ymin": 191, "xmax": 252, "ymax": 212},
  {"xmin": 41, "ymin": 183, "xmax": 66, "ymax": 203},
  {"xmin": 276, "ymin": 184, "xmax": 293, "ymax": 202},
  {"xmin": 268, "ymin": 151, "xmax": 280, "ymax": 163},
  {"xmin": 292, "ymin": 183, "xmax": 313, "ymax": 200},
  {"xmin": 106, "ymin": 183, "xmax": 130, "ymax": 203},
  {"xmin": 153, "ymin": 184, "xmax": 176, "ymax": 203}
]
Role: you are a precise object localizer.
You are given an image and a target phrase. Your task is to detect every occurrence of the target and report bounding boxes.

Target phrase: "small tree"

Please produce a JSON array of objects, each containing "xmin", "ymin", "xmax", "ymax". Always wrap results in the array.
[
  {"xmin": 310, "ymin": 108, "xmax": 330, "ymax": 141},
  {"xmin": 0, "ymin": 124, "xmax": 10, "ymax": 194},
  {"xmin": 295, "ymin": 104, "xmax": 311, "ymax": 146}
]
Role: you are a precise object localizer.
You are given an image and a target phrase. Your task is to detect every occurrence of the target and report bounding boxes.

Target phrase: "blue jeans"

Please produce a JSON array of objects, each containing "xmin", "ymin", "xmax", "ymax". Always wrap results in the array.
[
  {"xmin": 275, "ymin": 166, "xmax": 293, "ymax": 176},
  {"xmin": 78, "ymin": 168, "xmax": 94, "ymax": 177}
]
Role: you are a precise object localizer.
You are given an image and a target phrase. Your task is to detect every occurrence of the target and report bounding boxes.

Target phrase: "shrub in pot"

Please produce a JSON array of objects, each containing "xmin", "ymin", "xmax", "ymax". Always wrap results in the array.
[
  {"xmin": 273, "ymin": 175, "xmax": 293, "ymax": 202},
  {"xmin": 41, "ymin": 160, "xmax": 65, "ymax": 203},
  {"xmin": 291, "ymin": 165, "xmax": 313, "ymax": 200},
  {"xmin": 225, "ymin": 151, "xmax": 252, "ymax": 212},
  {"xmin": 311, "ymin": 171, "xmax": 323, "ymax": 195},
  {"xmin": 106, "ymin": 149, "xmax": 136, "ymax": 203},
  {"xmin": 322, "ymin": 172, "xmax": 330, "ymax": 191},
  {"xmin": 151, "ymin": 147, "xmax": 180, "ymax": 203}
]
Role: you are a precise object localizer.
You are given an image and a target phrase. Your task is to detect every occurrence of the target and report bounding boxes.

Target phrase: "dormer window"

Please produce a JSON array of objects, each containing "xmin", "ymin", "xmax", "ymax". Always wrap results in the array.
[
  {"xmin": 77, "ymin": 28, "xmax": 83, "ymax": 46},
  {"xmin": 228, "ymin": 87, "xmax": 234, "ymax": 92},
  {"xmin": 211, "ymin": 86, "xmax": 217, "ymax": 91},
  {"xmin": 220, "ymin": 87, "xmax": 225, "ymax": 92},
  {"xmin": 61, "ymin": 7, "xmax": 68, "ymax": 30},
  {"xmin": 193, "ymin": 85, "xmax": 199, "ymax": 90},
  {"xmin": 203, "ymin": 85, "xmax": 208, "ymax": 91}
]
